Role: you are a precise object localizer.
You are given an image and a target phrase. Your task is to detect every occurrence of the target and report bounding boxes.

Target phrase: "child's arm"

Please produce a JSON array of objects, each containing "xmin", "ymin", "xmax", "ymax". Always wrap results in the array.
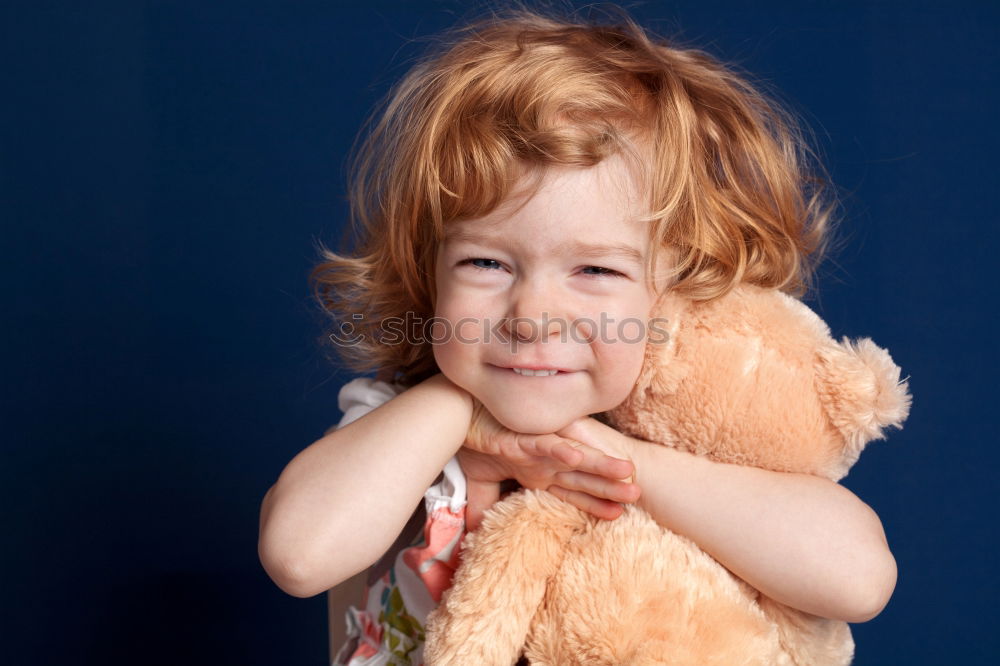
[
  {"xmin": 258, "ymin": 373, "xmax": 473, "ymax": 598},
  {"xmin": 550, "ymin": 417, "xmax": 897, "ymax": 624}
]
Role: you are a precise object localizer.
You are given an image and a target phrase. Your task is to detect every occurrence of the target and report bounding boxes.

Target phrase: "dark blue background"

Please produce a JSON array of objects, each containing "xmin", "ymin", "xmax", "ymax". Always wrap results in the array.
[{"xmin": 4, "ymin": 1, "xmax": 997, "ymax": 663}]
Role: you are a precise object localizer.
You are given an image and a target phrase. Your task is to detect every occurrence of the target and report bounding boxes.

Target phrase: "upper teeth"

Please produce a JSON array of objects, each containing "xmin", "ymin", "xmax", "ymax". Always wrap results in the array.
[{"xmin": 512, "ymin": 368, "xmax": 558, "ymax": 376}]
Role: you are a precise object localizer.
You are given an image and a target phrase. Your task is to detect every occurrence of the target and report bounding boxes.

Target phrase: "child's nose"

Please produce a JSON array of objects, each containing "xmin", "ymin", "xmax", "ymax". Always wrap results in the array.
[
  {"xmin": 505, "ymin": 281, "xmax": 568, "ymax": 342},
  {"xmin": 508, "ymin": 315, "xmax": 564, "ymax": 342}
]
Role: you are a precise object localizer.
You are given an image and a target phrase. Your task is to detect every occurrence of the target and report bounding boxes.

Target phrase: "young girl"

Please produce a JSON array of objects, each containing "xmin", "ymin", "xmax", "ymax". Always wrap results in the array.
[{"xmin": 258, "ymin": 6, "xmax": 897, "ymax": 665}]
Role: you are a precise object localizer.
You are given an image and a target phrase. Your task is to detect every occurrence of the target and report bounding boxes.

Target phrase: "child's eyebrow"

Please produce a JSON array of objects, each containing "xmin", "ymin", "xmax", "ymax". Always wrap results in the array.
[
  {"xmin": 565, "ymin": 240, "xmax": 644, "ymax": 264},
  {"xmin": 443, "ymin": 227, "xmax": 644, "ymax": 263}
]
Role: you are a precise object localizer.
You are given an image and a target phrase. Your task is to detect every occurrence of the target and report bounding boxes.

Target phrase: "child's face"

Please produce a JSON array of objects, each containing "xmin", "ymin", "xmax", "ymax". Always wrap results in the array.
[{"xmin": 433, "ymin": 154, "xmax": 663, "ymax": 434}]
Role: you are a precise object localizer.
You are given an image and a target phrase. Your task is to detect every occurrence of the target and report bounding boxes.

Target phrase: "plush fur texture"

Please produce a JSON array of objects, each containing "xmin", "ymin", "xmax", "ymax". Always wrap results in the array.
[{"xmin": 424, "ymin": 283, "xmax": 912, "ymax": 665}]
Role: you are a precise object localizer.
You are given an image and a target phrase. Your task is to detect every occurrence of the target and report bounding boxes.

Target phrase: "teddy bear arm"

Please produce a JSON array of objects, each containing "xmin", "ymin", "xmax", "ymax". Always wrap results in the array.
[{"xmin": 423, "ymin": 489, "xmax": 589, "ymax": 666}]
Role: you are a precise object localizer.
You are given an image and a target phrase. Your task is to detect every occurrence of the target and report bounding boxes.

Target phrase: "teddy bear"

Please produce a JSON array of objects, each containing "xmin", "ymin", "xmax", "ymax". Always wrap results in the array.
[{"xmin": 422, "ymin": 282, "xmax": 912, "ymax": 666}]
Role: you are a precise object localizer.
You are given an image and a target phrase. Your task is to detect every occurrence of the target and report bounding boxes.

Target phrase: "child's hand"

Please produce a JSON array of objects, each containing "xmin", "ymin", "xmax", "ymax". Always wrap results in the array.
[{"xmin": 458, "ymin": 399, "xmax": 641, "ymax": 532}]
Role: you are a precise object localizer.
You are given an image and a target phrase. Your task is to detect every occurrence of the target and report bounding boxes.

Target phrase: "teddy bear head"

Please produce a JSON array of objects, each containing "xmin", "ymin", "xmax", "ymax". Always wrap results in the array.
[{"xmin": 605, "ymin": 283, "xmax": 912, "ymax": 481}]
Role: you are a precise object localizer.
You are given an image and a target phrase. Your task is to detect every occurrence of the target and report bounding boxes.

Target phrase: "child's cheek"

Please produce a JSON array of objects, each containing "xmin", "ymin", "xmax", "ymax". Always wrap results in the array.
[
  {"xmin": 597, "ymin": 338, "xmax": 647, "ymax": 408},
  {"xmin": 431, "ymin": 340, "xmax": 461, "ymax": 385}
]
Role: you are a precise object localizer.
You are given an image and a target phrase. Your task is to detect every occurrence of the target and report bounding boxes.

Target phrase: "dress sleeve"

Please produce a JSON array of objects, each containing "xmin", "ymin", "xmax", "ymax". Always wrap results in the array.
[{"xmin": 325, "ymin": 376, "xmax": 405, "ymax": 436}]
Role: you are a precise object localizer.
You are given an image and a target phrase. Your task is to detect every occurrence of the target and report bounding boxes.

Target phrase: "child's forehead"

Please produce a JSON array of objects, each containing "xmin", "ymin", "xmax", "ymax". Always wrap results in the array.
[
  {"xmin": 527, "ymin": 152, "xmax": 646, "ymax": 194},
  {"xmin": 443, "ymin": 218, "xmax": 646, "ymax": 261},
  {"xmin": 471, "ymin": 156, "xmax": 650, "ymax": 225},
  {"xmin": 446, "ymin": 186, "xmax": 645, "ymax": 248}
]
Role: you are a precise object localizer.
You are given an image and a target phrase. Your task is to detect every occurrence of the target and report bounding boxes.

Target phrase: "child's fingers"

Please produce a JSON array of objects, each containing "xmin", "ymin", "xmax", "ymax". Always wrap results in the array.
[
  {"xmin": 519, "ymin": 435, "xmax": 579, "ymax": 466},
  {"xmin": 570, "ymin": 446, "xmax": 634, "ymax": 480},
  {"xmin": 600, "ymin": 456, "xmax": 635, "ymax": 482},
  {"xmin": 547, "ymin": 486, "xmax": 625, "ymax": 521},
  {"xmin": 530, "ymin": 436, "xmax": 634, "ymax": 479},
  {"xmin": 552, "ymin": 470, "xmax": 641, "ymax": 504},
  {"xmin": 549, "ymin": 440, "xmax": 584, "ymax": 467}
]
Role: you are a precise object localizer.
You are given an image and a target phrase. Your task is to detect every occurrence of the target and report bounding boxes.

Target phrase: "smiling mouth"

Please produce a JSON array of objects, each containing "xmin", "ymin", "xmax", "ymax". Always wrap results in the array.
[{"xmin": 511, "ymin": 367, "xmax": 560, "ymax": 377}]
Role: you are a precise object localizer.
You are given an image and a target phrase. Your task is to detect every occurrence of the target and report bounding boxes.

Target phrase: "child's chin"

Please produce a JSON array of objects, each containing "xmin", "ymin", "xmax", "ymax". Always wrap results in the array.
[{"xmin": 493, "ymin": 409, "xmax": 577, "ymax": 435}]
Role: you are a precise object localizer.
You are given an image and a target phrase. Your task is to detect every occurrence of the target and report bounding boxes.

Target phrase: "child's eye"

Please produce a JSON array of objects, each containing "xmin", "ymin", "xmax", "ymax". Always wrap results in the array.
[
  {"xmin": 457, "ymin": 259, "xmax": 624, "ymax": 278},
  {"xmin": 581, "ymin": 265, "xmax": 624, "ymax": 277},
  {"xmin": 460, "ymin": 257, "xmax": 503, "ymax": 271}
]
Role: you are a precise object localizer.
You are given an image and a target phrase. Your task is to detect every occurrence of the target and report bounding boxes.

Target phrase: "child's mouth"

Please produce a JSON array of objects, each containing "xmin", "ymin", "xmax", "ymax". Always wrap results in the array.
[{"xmin": 511, "ymin": 367, "xmax": 560, "ymax": 377}]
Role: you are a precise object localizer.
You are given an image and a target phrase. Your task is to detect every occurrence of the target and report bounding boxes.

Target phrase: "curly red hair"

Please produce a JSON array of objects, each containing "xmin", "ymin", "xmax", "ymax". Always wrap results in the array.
[{"xmin": 310, "ymin": 4, "xmax": 842, "ymax": 386}]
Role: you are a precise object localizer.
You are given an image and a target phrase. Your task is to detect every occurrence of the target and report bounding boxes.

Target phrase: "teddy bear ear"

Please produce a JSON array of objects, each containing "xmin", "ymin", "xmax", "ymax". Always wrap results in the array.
[{"xmin": 814, "ymin": 336, "xmax": 913, "ymax": 475}]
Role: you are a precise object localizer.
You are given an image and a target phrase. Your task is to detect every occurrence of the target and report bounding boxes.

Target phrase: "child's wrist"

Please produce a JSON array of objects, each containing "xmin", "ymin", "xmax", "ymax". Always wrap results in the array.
[
  {"xmin": 423, "ymin": 372, "xmax": 474, "ymax": 417},
  {"xmin": 621, "ymin": 433, "xmax": 643, "ymax": 487}
]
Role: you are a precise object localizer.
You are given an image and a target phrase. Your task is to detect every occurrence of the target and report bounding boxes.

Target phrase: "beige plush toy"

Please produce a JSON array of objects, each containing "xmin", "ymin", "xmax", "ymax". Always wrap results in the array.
[{"xmin": 423, "ymin": 282, "xmax": 912, "ymax": 666}]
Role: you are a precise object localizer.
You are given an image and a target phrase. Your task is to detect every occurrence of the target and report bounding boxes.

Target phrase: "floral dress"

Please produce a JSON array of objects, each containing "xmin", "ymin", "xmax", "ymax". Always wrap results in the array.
[{"xmin": 330, "ymin": 377, "xmax": 469, "ymax": 666}]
